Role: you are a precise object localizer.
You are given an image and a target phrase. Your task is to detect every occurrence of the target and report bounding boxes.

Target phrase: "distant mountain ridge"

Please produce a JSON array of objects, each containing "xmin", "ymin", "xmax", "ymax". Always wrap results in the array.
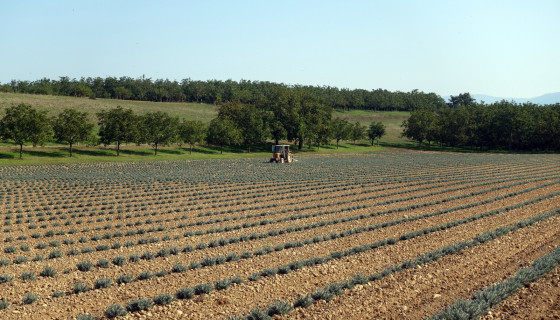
[{"xmin": 445, "ymin": 92, "xmax": 560, "ymax": 105}]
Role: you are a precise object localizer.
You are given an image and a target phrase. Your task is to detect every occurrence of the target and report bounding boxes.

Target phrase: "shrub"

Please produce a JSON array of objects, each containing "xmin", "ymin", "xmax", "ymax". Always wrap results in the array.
[
  {"xmin": 0, "ymin": 299, "xmax": 9, "ymax": 310},
  {"xmin": 104, "ymin": 304, "xmax": 127, "ymax": 318},
  {"xmin": 0, "ymin": 274, "xmax": 13, "ymax": 283},
  {"xmin": 248, "ymin": 273, "xmax": 260, "ymax": 281},
  {"xmin": 76, "ymin": 313, "xmax": 98, "ymax": 320},
  {"xmin": 294, "ymin": 295, "xmax": 313, "ymax": 308},
  {"xmin": 240, "ymin": 251, "xmax": 253, "ymax": 259},
  {"xmin": 126, "ymin": 298, "xmax": 153, "ymax": 312},
  {"xmin": 194, "ymin": 283, "xmax": 213, "ymax": 295},
  {"xmin": 112, "ymin": 256, "xmax": 127, "ymax": 266},
  {"xmin": 49, "ymin": 240, "xmax": 61, "ymax": 247},
  {"xmin": 156, "ymin": 249, "xmax": 170, "ymax": 257},
  {"xmin": 311, "ymin": 288, "xmax": 334, "ymax": 302},
  {"xmin": 201, "ymin": 256, "xmax": 216, "ymax": 267},
  {"xmin": 116, "ymin": 274, "xmax": 133, "ymax": 284},
  {"xmin": 81, "ymin": 247, "xmax": 94, "ymax": 253},
  {"xmin": 73, "ymin": 282, "xmax": 90, "ymax": 294},
  {"xmin": 4, "ymin": 246, "xmax": 16, "ymax": 253},
  {"xmin": 226, "ymin": 252, "xmax": 240, "ymax": 261},
  {"xmin": 214, "ymin": 278, "xmax": 232, "ymax": 290},
  {"xmin": 21, "ymin": 272, "xmax": 37, "ymax": 281},
  {"xmin": 22, "ymin": 293, "xmax": 38, "ymax": 304},
  {"xmin": 136, "ymin": 271, "xmax": 153, "ymax": 280},
  {"xmin": 13, "ymin": 256, "xmax": 28, "ymax": 264},
  {"xmin": 182, "ymin": 245, "xmax": 194, "ymax": 252},
  {"xmin": 325, "ymin": 283, "xmax": 344, "ymax": 296},
  {"xmin": 66, "ymin": 248, "xmax": 79, "ymax": 256},
  {"xmin": 155, "ymin": 270, "xmax": 169, "ymax": 277},
  {"xmin": 261, "ymin": 268, "xmax": 277, "ymax": 277},
  {"xmin": 277, "ymin": 265, "xmax": 291, "ymax": 275},
  {"xmin": 77, "ymin": 260, "xmax": 94, "ymax": 272},
  {"xmin": 97, "ymin": 259, "xmax": 110, "ymax": 268},
  {"xmin": 94, "ymin": 278, "xmax": 112, "ymax": 289},
  {"xmin": 39, "ymin": 266, "xmax": 57, "ymax": 277},
  {"xmin": 267, "ymin": 300, "xmax": 293, "ymax": 316},
  {"xmin": 230, "ymin": 275, "xmax": 244, "ymax": 285},
  {"xmin": 141, "ymin": 251, "xmax": 155, "ymax": 260},
  {"xmin": 52, "ymin": 291, "xmax": 66, "ymax": 298},
  {"xmin": 153, "ymin": 293, "xmax": 174, "ymax": 305},
  {"xmin": 129, "ymin": 254, "xmax": 140, "ymax": 262},
  {"xmin": 0, "ymin": 259, "xmax": 9, "ymax": 266},
  {"xmin": 175, "ymin": 287, "xmax": 195, "ymax": 300},
  {"xmin": 48, "ymin": 250, "xmax": 63, "ymax": 259},
  {"xmin": 172, "ymin": 264, "xmax": 187, "ymax": 273},
  {"xmin": 247, "ymin": 308, "xmax": 271, "ymax": 320},
  {"xmin": 96, "ymin": 244, "xmax": 110, "ymax": 251},
  {"xmin": 351, "ymin": 274, "xmax": 369, "ymax": 285}
]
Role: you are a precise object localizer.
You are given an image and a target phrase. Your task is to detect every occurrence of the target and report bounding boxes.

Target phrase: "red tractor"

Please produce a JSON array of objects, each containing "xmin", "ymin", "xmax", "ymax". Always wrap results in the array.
[{"xmin": 270, "ymin": 145, "xmax": 294, "ymax": 163}]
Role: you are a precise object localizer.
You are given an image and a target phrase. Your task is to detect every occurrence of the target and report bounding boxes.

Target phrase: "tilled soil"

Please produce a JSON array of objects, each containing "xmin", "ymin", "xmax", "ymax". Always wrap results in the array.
[
  {"xmin": 0, "ymin": 151, "xmax": 559, "ymax": 319},
  {"xmin": 283, "ymin": 216, "xmax": 560, "ymax": 320},
  {"xmin": 480, "ymin": 265, "xmax": 560, "ymax": 320}
]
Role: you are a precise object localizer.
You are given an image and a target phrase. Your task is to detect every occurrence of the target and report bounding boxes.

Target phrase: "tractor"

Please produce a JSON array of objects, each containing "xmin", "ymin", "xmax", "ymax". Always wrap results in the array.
[{"xmin": 270, "ymin": 145, "xmax": 294, "ymax": 163}]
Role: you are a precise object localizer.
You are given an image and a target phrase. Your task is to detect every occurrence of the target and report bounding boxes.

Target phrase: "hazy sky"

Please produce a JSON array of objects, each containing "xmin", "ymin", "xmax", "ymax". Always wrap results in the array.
[{"xmin": 1, "ymin": 0, "xmax": 558, "ymax": 98}]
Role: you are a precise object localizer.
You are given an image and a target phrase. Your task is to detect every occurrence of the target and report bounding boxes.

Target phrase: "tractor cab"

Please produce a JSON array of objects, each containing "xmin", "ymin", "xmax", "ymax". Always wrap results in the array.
[{"xmin": 270, "ymin": 145, "xmax": 294, "ymax": 163}]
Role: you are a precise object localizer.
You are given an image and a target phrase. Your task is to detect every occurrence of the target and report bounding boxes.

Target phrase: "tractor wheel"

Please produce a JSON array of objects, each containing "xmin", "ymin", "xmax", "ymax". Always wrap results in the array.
[{"xmin": 280, "ymin": 158, "xmax": 285, "ymax": 163}]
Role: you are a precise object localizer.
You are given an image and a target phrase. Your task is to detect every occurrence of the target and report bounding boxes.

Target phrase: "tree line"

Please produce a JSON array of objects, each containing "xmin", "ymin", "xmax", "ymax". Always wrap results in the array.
[
  {"xmin": 401, "ymin": 98, "xmax": 560, "ymax": 151},
  {"xmin": 0, "ymin": 76, "xmax": 446, "ymax": 111},
  {"xmin": 0, "ymin": 102, "xmax": 386, "ymax": 159}
]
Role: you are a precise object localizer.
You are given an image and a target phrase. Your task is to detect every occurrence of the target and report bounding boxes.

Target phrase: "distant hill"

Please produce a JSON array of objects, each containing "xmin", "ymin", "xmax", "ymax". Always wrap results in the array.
[
  {"xmin": 471, "ymin": 92, "xmax": 560, "ymax": 105},
  {"xmin": 442, "ymin": 92, "xmax": 560, "ymax": 105}
]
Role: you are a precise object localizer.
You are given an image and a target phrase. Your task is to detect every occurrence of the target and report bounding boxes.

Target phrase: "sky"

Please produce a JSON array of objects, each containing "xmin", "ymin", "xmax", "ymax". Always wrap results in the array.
[{"xmin": 1, "ymin": 0, "xmax": 559, "ymax": 98}]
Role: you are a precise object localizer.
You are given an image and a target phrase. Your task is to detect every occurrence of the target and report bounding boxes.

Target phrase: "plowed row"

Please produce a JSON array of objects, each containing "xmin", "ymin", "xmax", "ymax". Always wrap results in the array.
[{"xmin": 0, "ymin": 151, "xmax": 558, "ymax": 319}]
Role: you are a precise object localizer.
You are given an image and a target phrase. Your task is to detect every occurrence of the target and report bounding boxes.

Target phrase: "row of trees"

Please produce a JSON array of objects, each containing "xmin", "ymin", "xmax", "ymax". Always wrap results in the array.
[
  {"xmin": 401, "ymin": 101, "xmax": 560, "ymax": 151},
  {"xmin": 0, "ymin": 103, "xmax": 386, "ymax": 159},
  {"xmin": 0, "ymin": 104, "xmax": 206, "ymax": 158},
  {"xmin": 1, "ymin": 76, "xmax": 446, "ymax": 111}
]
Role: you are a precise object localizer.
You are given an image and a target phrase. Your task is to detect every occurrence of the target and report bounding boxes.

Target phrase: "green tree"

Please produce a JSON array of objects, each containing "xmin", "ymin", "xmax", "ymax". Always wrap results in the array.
[
  {"xmin": 350, "ymin": 121, "xmax": 367, "ymax": 144},
  {"xmin": 206, "ymin": 118, "xmax": 242, "ymax": 154},
  {"xmin": 300, "ymin": 94, "xmax": 331, "ymax": 149},
  {"xmin": 368, "ymin": 121, "xmax": 386, "ymax": 146},
  {"xmin": 97, "ymin": 106, "xmax": 136, "ymax": 156},
  {"xmin": 29, "ymin": 115, "xmax": 53, "ymax": 148},
  {"xmin": 0, "ymin": 103, "xmax": 52, "ymax": 159},
  {"xmin": 447, "ymin": 92, "xmax": 475, "ymax": 108},
  {"xmin": 178, "ymin": 120, "xmax": 206, "ymax": 155},
  {"xmin": 269, "ymin": 119, "xmax": 287, "ymax": 145},
  {"xmin": 218, "ymin": 102, "xmax": 269, "ymax": 152},
  {"xmin": 331, "ymin": 118, "xmax": 351, "ymax": 149},
  {"xmin": 131, "ymin": 115, "xmax": 148, "ymax": 146},
  {"xmin": 52, "ymin": 109, "xmax": 94, "ymax": 157},
  {"xmin": 438, "ymin": 107, "xmax": 469, "ymax": 147},
  {"xmin": 401, "ymin": 109, "xmax": 437, "ymax": 146},
  {"xmin": 141, "ymin": 112, "xmax": 178, "ymax": 155}
]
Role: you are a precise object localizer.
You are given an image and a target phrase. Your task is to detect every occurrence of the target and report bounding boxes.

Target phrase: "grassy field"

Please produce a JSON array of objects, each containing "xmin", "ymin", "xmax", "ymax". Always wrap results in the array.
[
  {"xmin": 0, "ymin": 92, "xmax": 219, "ymax": 123},
  {"xmin": 0, "ymin": 92, "xmax": 409, "ymax": 164},
  {"xmin": 0, "ymin": 142, "xmax": 384, "ymax": 165},
  {"xmin": 332, "ymin": 109, "xmax": 409, "ymax": 144}
]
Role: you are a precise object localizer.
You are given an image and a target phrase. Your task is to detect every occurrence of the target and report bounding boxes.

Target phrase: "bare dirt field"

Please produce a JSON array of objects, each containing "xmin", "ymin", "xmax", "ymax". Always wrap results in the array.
[{"xmin": 0, "ymin": 150, "xmax": 558, "ymax": 319}]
